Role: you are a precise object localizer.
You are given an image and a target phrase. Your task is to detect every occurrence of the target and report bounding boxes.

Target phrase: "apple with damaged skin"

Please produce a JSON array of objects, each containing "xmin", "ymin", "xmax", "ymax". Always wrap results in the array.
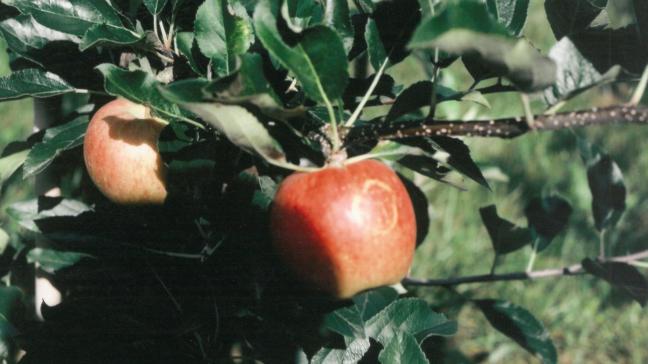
[
  {"xmin": 83, "ymin": 98, "xmax": 168, "ymax": 205},
  {"xmin": 270, "ymin": 159, "xmax": 417, "ymax": 299}
]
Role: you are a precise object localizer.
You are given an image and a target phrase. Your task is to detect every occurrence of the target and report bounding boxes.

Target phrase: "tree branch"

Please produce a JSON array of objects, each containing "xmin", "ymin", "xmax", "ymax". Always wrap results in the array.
[
  {"xmin": 402, "ymin": 249, "xmax": 648, "ymax": 287},
  {"xmin": 344, "ymin": 104, "xmax": 648, "ymax": 145}
]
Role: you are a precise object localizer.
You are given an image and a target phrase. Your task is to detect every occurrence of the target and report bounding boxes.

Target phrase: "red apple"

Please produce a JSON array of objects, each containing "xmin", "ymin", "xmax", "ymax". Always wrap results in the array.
[
  {"xmin": 270, "ymin": 159, "xmax": 416, "ymax": 298},
  {"xmin": 83, "ymin": 98, "xmax": 168, "ymax": 205}
]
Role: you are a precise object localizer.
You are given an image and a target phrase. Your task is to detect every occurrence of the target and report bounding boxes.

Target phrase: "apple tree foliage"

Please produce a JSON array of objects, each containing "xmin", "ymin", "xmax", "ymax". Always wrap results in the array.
[{"xmin": 0, "ymin": 0, "xmax": 646, "ymax": 363}]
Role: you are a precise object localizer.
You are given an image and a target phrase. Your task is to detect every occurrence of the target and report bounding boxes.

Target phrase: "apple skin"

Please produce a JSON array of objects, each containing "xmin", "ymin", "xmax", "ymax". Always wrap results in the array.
[
  {"xmin": 270, "ymin": 160, "xmax": 416, "ymax": 299},
  {"xmin": 83, "ymin": 98, "xmax": 167, "ymax": 205}
]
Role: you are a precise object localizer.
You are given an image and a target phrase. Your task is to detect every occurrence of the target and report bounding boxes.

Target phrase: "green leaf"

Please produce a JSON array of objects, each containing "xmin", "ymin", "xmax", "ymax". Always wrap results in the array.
[
  {"xmin": 95, "ymin": 64, "xmax": 184, "ymax": 121},
  {"xmin": 409, "ymin": 0, "xmax": 556, "ymax": 91},
  {"xmin": 386, "ymin": 82, "xmax": 441, "ymax": 121},
  {"xmin": 310, "ymin": 338, "xmax": 370, "ymax": 364},
  {"xmin": 323, "ymin": 0, "xmax": 354, "ymax": 53},
  {"xmin": 3, "ymin": 0, "xmax": 125, "ymax": 37},
  {"xmin": 160, "ymin": 86, "xmax": 286, "ymax": 164},
  {"xmin": 318, "ymin": 301, "xmax": 370, "ymax": 362},
  {"xmin": 252, "ymin": 175, "xmax": 277, "ymax": 210},
  {"xmin": 0, "ymin": 286, "xmax": 23, "ymax": 355},
  {"xmin": 355, "ymin": 0, "xmax": 374, "ymax": 13},
  {"xmin": 162, "ymin": 55, "xmax": 281, "ymax": 110},
  {"xmin": 411, "ymin": 0, "xmax": 509, "ymax": 40},
  {"xmin": 26, "ymin": 247, "xmax": 91, "ymax": 274},
  {"xmin": 545, "ymin": 0, "xmax": 647, "ymax": 74},
  {"xmin": 319, "ymin": 294, "xmax": 451, "ymax": 363},
  {"xmin": 369, "ymin": 0, "xmax": 420, "ymax": 66},
  {"xmin": 543, "ymin": 38, "xmax": 622, "ymax": 106},
  {"xmin": 397, "ymin": 155, "xmax": 450, "ymax": 181},
  {"xmin": 578, "ymin": 140, "xmax": 626, "ymax": 231},
  {"xmin": 365, "ymin": 298, "xmax": 457, "ymax": 346},
  {"xmin": 0, "ymin": 14, "xmax": 78, "ymax": 56},
  {"xmin": 365, "ymin": 19, "xmax": 387, "ymax": 71},
  {"xmin": 352, "ymin": 286, "xmax": 399, "ymax": 321},
  {"xmin": 0, "ymin": 228, "xmax": 8, "ymax": 255},
  {"xmin": 486, "ymin": 0, "xmax": 530, "ymax": 36},
  {"xmin": 158, "ymin": 122, "xmax": 217, "ymax": 186},
  {"xmin": 280, "ymin": 0, "xmax": 322, "ymax": 33},
  {"xmin": 399, "ymin": 136, "xmax": 489, "ymax": 189},
  {"xmin": 431, "ymin": 136, "xmax": 489, "ymax": 189},
  {"xmin": 0, "ymin": 149, "xmax": 28, "ymax": 187},
  {"xmin": 605, "ymin": 0, "xmax": 636, "ymax": 29},
  {"xmin": 323, "ymin": 305, "xmax": 366, "ymax": 340},
  {"xmin": 235, "ymin": 53, "xmax": 281, "ymax": 99},
  {"xmin": 144, "ymin": 0, "xmax": 169, "ymax": 14},
  {"xmin": 582, "ymin": 259, "xmax": 648, "ymax": 306},
  {"xmin": 80, "ymin": 24, "xmax": 154, "ymax": 52},
  {"xmin": 378, "ymin": 332, "xmax": 429, "ymax": 364},
  {"xmin": 322, "ymin": 287, "xmax": 399, "ymax": 341},
  {"xmin": 162, "ymin": 78, "xmax": 212, "ymax": 102},
  {"xmin": 23, "ymin": 116, "xmax": 88, "ymax": 178},
  {"xmin": 479, "ymin": 205, "xmax": 532, "ymax": 255},
  {"xmin": 7, "ymin": 197, "xmax": 91, "ymax": 232},
  {"xmin": 191, "ymin": 104, "xmax": 285, "ymax": 162},
  {"xmin": 475, "ymin": 299, "xmax": 557, "ymax": 364},
  {"xmin": 524, "ymin": 195, "xmax": 572, "ymax": 252},
  {"xmin": 544, "ymin": 0, "xmax": 602, "ymax": 38},
  {"xmin": 195, "ymin": 0, "xmax": 253, "ymax": 77},
  {"xmin": 176, "ymin": 32, "xmax": 207, "ymax": 76},
  {"xmin": 254, "ymin": 0, "xmax": 348, "ymax": 103},
  {"xmin": 0, "ymin": 69, "xmax": 75, "ymax": 100}
]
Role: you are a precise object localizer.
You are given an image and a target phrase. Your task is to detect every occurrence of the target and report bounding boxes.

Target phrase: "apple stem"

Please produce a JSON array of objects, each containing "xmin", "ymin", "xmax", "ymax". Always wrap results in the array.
[
  {"xmin": 630, "ymin": 64, "xmax": 648, "ymax": 105},
  {"xmin": 153, "ymin": 14, "xmax": 160, "ymax": 41},
  {"xmin": 74, "ymin": 89, "xmax": 110, "ymax": 97},
  {"xmin": 345, "ymin": 58, "xmax": 390, "ymax": 128},
  {"xmin": 526, "ymin": 240, "xmax": 538, "ymax": 273},
  {"xmin": 521, "ymin": 93, "xmax": 535, "ymax": 129},
  {"xmin": 323, "ymin": 94, "xmax": 341, "ymax": 153},
  {"xmin": 544, "ymin": 100, "xmax": 566, "ymax": 115}
]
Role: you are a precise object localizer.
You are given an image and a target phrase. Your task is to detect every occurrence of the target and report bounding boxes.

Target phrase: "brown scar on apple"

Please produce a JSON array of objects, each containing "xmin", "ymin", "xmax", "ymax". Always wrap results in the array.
[{"xmin": 350, "ymin": 179, "xmax": 398, "ymax": 235}]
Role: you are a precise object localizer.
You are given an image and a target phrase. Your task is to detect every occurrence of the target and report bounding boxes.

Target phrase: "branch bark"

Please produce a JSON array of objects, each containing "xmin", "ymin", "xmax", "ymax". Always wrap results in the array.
[
  {"xmin": 402, "ymin": 249, "xmax": 648, "ymax": 287},
  {"xmin": 344, "ymin": 104, "xmax": 648, "ymax": 145}
]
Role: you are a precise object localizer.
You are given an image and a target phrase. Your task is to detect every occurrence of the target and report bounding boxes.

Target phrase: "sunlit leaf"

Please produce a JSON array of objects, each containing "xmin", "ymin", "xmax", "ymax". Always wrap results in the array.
[
  {"xmin": 0, "ymin": 149, "xmax": 29, "ymax": 187},
  {"xmin": 27, "ymin": 247, "xmax": 92, "ymax": 274},
  {"xmin": 195, "ymin": 0, "xmax": 253, "ymax": 77},
  {"xmin": 7, "ymin": 196, "xmax": 91, "ymax": 232},
  {"xmin": 0, "ymin": 14, "xmax": 78, "ymax": 56},
  {"xmin": 23, "ymin": 116, "xmax": 88, "ymax": 178},
  {"xmin": 366, "ymin": 298, "xmax": 457, "ymax": 345},
  {"xmin": 0, "ymin": 69, "xmax": 75, "ymax": 100},
  {"xmin": 95, "ymin": 64, "xmax": 184, "ymax": 120},
  {"xmin": 486, "ymin": 0, "xmax": 529, "ymax": 35},
  {"xmin": 323, "ymin": 0, "xmax": 354, "ymax": 53},
  {"xmin": 3, "ymin": 0, "xmax": 125, "ymax": 36},
  {"xmin": 80, "ymin": 24, "xmax": 156, "ymax": 52},
  {"xmin": 378, "ymin": 332, "xmax": 429, "ymax": 364},
  {"xmin": 254, "ymin": 0, "xmax": 348, "ymax": 103}
]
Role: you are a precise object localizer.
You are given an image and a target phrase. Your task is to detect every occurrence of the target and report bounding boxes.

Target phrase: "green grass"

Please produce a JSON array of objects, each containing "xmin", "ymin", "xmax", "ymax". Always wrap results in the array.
[{"xmin": 405, "ymin": 2, "xmax": 648, "ymax": 362}]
